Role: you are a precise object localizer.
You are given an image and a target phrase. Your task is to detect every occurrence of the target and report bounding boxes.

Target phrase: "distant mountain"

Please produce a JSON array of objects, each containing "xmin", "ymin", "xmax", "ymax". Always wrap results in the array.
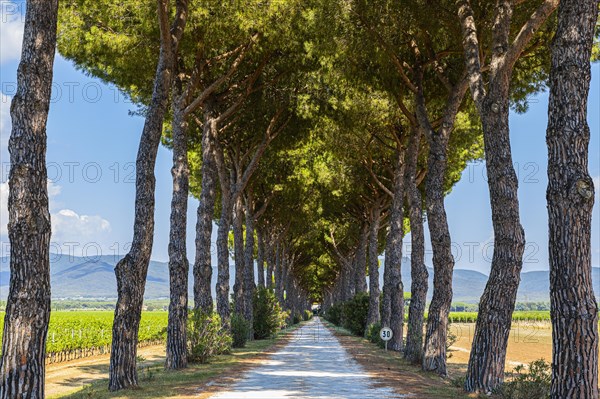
[
  {"xmin": 382, "ymin": 257, "xmax": 600, "ymax": 304},
  {"xmin": 0, "ymin": 254, "xmax": 235, "ymax": 300},
  {"xmin": 1, "ymin": 254, "xmax": 598, "ymax": 303}
]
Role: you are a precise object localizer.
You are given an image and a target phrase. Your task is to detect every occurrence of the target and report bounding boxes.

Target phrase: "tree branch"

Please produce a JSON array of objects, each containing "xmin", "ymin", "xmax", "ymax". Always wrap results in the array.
[
  {"xmin": 363, "ymin": 159, "xmax": 394, "ymax": 198},
  {"xmin": 184, "ymin": 33, "xmax": 261, "ymax": 116},
  {"xmin": 504, "ymin": 0, "xmax": 558, "ymax": 70},
  {"xmin": 457, "ymin": 0, "xmax": 486, "ymax": 109}
]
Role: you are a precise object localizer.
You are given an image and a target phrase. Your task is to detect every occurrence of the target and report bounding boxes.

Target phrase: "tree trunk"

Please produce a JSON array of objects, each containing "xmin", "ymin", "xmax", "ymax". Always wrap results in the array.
[
  {"xmin": 547, "ymin": 0, "xmax": 599, "ymax": 396},
  {"xmin": 457, "ymin": 0, "xmax": 556, "ymax": 390},
  {"xmin": 193, "ymin": 105, "xmax": 218, "ymax": 314},
  {"xmin": 344, "ymin": 255, "xmax": 356, "ymax": 301},
  {"xmin": 422, "ymin": 130, "xmax": 453, "ymax": 376},
  {"xmin": 109, "ymin": 0, "xmax": 184, "ymax": 389},
  {"xmin": 0, "ymin": 1, "xmax": 57, "ymax": 397},
  {"xmin": 216, "ymin": 191, "xmax": 232, "ymax": 325},
  {"xmin": 464, "ymin": 82, "xmax": 526, "ymax": 392},
  {"xmin": 256, "ymin": 227, "xmax": 265, "ymax": 288},
  {"xmin": 233, "ymin": 195, "xmax": 245, "ymax": 316},
  {"xmin": 404, "ymin": 126, "xmax": 428, "ymax": 364},
  {"xmin": 266, "ymin": 236, "xmax": 275, "ymax": 289},
  {"xmin": 281, "ymin": 246, "xmax": 289, "ymax": 307},
  {"xmin": 366, "ymin": 200, "xmax": 382, "ymax": 328},
  {"xmin": 354, "ymin": 222, "xmax": 369, "ymax": 294},
  {"xmin": 165, "ymin": 94, "xmax": 189, "ymax": 370},
  {"xmin": 275, "ymin": 242, "xmax": 284, "ymax": 303},
  {"xmin": 243, "ymin": 195, "xmax": 256, "ymax": 330},
  {"xmin": 381, "ymin": 149, "xmax": 406, "ymax": 351}
]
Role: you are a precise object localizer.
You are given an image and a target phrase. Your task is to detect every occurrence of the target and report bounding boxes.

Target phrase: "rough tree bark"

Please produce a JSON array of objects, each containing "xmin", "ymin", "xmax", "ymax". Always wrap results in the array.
[
  {"xmin": 366, "ymin": 198, "xmax": 383, "ymax": 328},
  {"xmin": 109, "ymin": 0, "xmax": 187, "ymax": 390},
  {"xmin": 266, "ymin": 235, "xmax": 275, "ymax": 289},
  {"xmin": 275, "ymin": 242, "xmax": 284, "ymax": 303},
  {"xmin": 214, "ymin": 139, "xmax": 233, "ymax": 325},
  {"xmin": 193, "ymin": 104, "xmax": 218, "ymax": 314},
  {"xmin": 243, "ymin": 193, "xmax": 256, "ymax": 328},
  {"xmin": 256, "ymin": 227, "xmax": 265, "ymax": 288},
  {"xmin": 546, "ymin": 0, "xmax": 599, "ymax": 396},
  {"xmin": 403, "ymin": 126, "xmax": 428, "ymax": 364},
  {"xmin": 354, "ymin": 222, "xmax": 369, "ymax": 294},
  {"xmin": 165, "ymin": 91, "xmax": 190, "ymax": 370},
  {"xmin": 457, "ymin": 0, "xmax": 558, "ymax": 391},
  {"xmin": 418, "ymin": 72, "xmax": 468, "ymax": 375},
  {"xmin": 381, "ymin": 148, "xmax": 406, "ymax": 352},
  {"xmin": 233, "ymin": 195, "xmax": 245, "ymax": 316},
  {"xmin": 0, "ymin": 1, "xmax": 58, "ymax": 397}
]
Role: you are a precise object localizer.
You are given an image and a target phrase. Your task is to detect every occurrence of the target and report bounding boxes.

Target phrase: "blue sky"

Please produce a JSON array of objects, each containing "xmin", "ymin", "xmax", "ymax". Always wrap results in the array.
[{"xmin": 0, "ymin": 1, "xmax": 598, "ymax": 277}]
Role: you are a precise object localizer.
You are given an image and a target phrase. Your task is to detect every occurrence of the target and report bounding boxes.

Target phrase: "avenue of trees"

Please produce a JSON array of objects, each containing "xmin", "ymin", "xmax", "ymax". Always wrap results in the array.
[{"xmin": 0, "ymin": 0, "xmax": 598, "ymax": 398}]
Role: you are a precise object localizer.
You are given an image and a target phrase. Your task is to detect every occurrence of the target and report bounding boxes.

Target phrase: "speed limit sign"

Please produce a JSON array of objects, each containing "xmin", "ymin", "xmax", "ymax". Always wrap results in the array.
[{"xmin": 380, "ymin": 327, "xmax": 393, "ymax": 341}]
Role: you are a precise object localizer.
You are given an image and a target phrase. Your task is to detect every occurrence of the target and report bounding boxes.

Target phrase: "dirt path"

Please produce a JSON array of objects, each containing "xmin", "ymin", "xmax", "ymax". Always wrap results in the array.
[
  {"xmin": 208, "ymin": 317, "xmax": 406, "ymax": 399},
  {"xmin": 46, "ymin": 345, "xmax": 166, "ymax": 398}
]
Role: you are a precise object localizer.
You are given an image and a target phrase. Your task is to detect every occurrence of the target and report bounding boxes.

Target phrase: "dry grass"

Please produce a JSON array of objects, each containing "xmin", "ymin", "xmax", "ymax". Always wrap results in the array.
[{"xmin": 447, "ymin": 321, "xmax": 554, "ymax": 370}]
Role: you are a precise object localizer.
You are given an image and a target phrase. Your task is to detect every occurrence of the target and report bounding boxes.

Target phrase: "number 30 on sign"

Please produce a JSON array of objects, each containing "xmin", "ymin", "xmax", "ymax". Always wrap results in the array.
[{"xmin": 380, "ymin": 327, "xmax": 393, "ymax": 341}]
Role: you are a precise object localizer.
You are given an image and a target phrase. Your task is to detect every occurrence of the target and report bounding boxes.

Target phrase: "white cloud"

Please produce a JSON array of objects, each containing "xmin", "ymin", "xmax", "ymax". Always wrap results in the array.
[
  {"xmin": 0, "ymin": 180, "xmax": 110, "ymax": 245},
  {"xmin": 0, "ymin": 180, "xmax": 7, "ymax": 235},
  {"xmin": 0, "ymin": 2, "xmax": 24, "ymax": 65},
  {"xmin": 51, "ymin": 209, "xmax": 111, "ymax": 240},
  {"xmin": 1, "ymin": 94, "xmax": 11, "ymax": 163},
  {"xmin": 1, "ymin": 179, "xmax": 62, "ymax": 235}
]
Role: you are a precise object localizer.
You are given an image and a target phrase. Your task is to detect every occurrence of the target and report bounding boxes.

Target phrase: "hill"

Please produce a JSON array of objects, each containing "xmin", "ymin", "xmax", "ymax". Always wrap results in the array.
[
  {"xmin": 387, "ymin": 257, "xmax": 599, "ymax": 304},
  {"xmin": 0, "ymin": 254, "xmax": 234, "ymax": 300},
  {"xmin": 0, "ymin": 254, "xmax": 598, "ymax": 303}
]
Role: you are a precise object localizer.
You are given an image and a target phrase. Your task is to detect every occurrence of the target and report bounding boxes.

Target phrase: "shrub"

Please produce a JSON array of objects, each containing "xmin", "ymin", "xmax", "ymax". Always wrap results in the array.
[
  {"xmin": 303, "ymin": 310, "xmax": 313, "ymax": 321},
  {"xmin": 292, "ymin": 313, "xmax": 302, "ymax": 325},
  {"xmin": 341, "ymin": 292, "xmax": 370, "ymax": 336},
  {"xmin": 495, "ymin": 359, "xmax": 551, "ymax": 399},
  {"xmin": 446, "ymin": 324, "xmax": 458, "ymax": 358},
  {"xmin": 325, "ymin": 303, "xmax": 343, "ymax": 325},
  {"xmin": 231, "ymin": 313, "xmax": 251, "ymax": 348},
  {"xmin": 187, "ymin": 310, "xmax": 232, "ymax": 364},
  {"xmin": 279, "ymin": 310, "xmax": 290, "ymax": 329},
  {"xmin": 253, "ymin": 287, "xmax": 285, "ymax": 340},
  {"xmin": 366, "ymin": 322, "xmax": 385, "ymax": 348}
]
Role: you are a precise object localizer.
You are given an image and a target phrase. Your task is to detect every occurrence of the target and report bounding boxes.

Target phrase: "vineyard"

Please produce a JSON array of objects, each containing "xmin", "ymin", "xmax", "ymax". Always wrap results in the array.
[
  {"xmin": 447, "ymin": 311, "xmax": 553, "ymax": 323},
  {"xmin": 0, "ymin": 311, "xmax": 167, "ymax": 363}
]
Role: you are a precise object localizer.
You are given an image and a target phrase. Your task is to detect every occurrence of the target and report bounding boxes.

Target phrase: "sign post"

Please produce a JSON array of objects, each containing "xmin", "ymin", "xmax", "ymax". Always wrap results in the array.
[{"xmin": 379, "ymin": 327, "xmax": 393, "ymax": 351}]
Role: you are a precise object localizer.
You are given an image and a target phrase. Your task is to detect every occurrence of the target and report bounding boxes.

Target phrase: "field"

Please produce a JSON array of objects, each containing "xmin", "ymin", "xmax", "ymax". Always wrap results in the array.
[
  {"xmin": 0, "ymin": 310, "xmax": 553, "ymax": 357},
  {"xmin": 0, "ymin": 311, "xmax": 167, "ymax": 356},
  {"xmin": 447, "ymin": 310, "xmax": 551, "ymax": 323},
  {"xmin": 447, "ymin": 321, "xmax": 554, "ymax": 371}
]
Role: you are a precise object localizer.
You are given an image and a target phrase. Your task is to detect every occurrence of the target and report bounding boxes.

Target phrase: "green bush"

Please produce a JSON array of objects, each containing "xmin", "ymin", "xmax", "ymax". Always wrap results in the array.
[
  {"xmin": 494, "ymin": 359, "xmax": 551, "ymax": 399},
  {"xmin": 303, "ymin": 310, "xmax": 313, "ymax": 321},
  {"xmin": 341, "ymin": 292, "xmax": 370, "ymax": 336},
  {"xmin": 292, "ymin": 313, "xmax": 302, "ymax": 325},
  {"xmin": 279, "ymin": 310, "xmax": 290, "ymax": 329},
  {"xmin": 187, "ymin": 310, "xmax": 232, "ymax": 364},
  {"xmin": 366, "ymin": 322, "xmax": 385, "ymax": 348},
  {"xmin": 325, "ymin": 303, "xmax": 343, "ymax": 325},
  {"xmin": 231, "ymin": 313, "xmax": 251, "ymax": 348},
  {"xmin": 253, "ymin": 287, "xmax": 285, "ymax": 340}
]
